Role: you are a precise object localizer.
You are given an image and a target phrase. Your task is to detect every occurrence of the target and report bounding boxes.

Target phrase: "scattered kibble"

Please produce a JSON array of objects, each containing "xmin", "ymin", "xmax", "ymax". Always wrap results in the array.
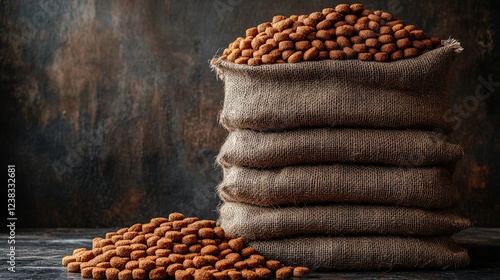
[
  {"xmin": 62, "ymin": 213, "xmax": 309, "ymax": 279},
  {"xmin": 218, "ymin": 3, "xmax": 441, "ymax": 64}
]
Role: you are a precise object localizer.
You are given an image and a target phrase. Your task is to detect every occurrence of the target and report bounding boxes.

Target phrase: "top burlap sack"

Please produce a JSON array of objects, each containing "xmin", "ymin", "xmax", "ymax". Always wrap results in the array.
[{"xmin": 211, "ymin": 40, "xmax": 462, "ymax": 132}]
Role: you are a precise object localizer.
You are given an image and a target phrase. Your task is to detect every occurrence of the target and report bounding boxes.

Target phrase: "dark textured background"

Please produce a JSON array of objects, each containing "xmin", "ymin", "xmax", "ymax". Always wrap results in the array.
[{"xmin": 1, "ymin": 0, "xmax": 499, "ymax": 228}]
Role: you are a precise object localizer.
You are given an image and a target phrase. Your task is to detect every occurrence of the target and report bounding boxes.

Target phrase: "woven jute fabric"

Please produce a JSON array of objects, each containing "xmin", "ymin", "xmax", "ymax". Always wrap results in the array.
[
  {"xmin": 211, "ymin": 41, "xmax": 462, "ymax": 132},
  {"xmin": 217, "ymin": 128, "xmax": 463, "ymax": 168},
  {"xmin": 219, "ymin": 202, "xmax": 471, "ymax": 239},
  {"xmin": 218, "ymin": 165, "xmax": 460, "ymax": 209},
  {"xmin": 249, "ymin": 236, "xmax": 470, "ymax": 271}
]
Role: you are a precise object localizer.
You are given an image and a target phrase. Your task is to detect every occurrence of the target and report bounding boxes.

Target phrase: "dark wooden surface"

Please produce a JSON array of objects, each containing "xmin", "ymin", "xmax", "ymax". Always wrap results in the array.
[
  {"xmin": 1, "ymin": 0, "xmax": 499, "ymax": 227},
  {"xmin": 0, "ymin": 228, "xmax": 499, "ymax": 279}
]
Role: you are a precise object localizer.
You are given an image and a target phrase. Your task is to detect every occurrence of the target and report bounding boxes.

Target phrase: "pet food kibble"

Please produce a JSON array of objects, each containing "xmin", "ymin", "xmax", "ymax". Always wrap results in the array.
[
  {"xmin": 132, "ymin": 268, "xmax": 147, "ymax": 280},
  {"xmin": 254, "ymin": 268, "xmax": 273, "ymax": 279},
  {"xmin": 358, "ymin": 52, "xmax": 373, "ymax": 61},
  {"xmin": 228, "ymin": 238, "xmax": 245, "ymax": 252},
  {"xmin": 391, "ymin": 49, "xmax": 404, "ymax": 60},
  {"xmin": 176, "ymin": 270, "xmax": 195, "ymax": 280},
  {"xmin": 374, "ymin": 52, "xmax": 389, "ymax": 62},
  {"xmin": 287, "ymin": 51, "xmax": 303, "ymax": 63},
  {"xmin": 241, "ymin": 270, "xmax": 258, "ymax": 280},
  {"xmin": 292, "ymin": 267, "xmax": 309, "ymax": 278},
  {"xmin": 265, "ymin": 260, "xmax": 283, "ymax": 271},
  {"xmin": 275, "ymin": 267, "xmax": 293, "ymax": 279},
  {"xmin": 149, "ymin": 267, "xmax": 168, "ymax": 280},
  {"xmin": 404, "ymin": 47, "xmax": 419, "ymax": 58},
  {"xmin": 138, "ymin": 259, "xmax": 156, "ymax": 271},
  {"xmin": 111, "ymin": 257, "xmax": 128, "ymax": 270},
  {"xmin": 106, "ymin": 268, "xmax": 120, "ymax": 280},
  {"xmin": 63, "ymin": 214, "xmax": 311, "ymax": 279},
  {"xmin": 62, "ymin": 255, "xmax": 76, "ymax": 266},
  {"xmin": 118, "ymin": 269, "xmax": 133, "ymax": 280},
  {"xmin": 201, "ymin": 245, "xmax": 219, "ymax": 256},
  {"xmin": 67, "ymin": 262, "xmax": 82, "ymax": 272},
  {"xmin": 217, "ymin": 3, "xmax": 442, "ymax": 64},
  {"xmin": 92, "ymin": 267, "xmax": 107, "ymax": 279},
  {"xmin": 81, "ymin": 267, "xmax": 94, "ymax": 278}
]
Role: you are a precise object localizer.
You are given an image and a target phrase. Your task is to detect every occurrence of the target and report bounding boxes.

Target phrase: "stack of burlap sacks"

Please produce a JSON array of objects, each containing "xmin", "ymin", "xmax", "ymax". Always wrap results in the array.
[{"xmin": 211, "ymin": 40, "xmax": 471, "ymax": 270}]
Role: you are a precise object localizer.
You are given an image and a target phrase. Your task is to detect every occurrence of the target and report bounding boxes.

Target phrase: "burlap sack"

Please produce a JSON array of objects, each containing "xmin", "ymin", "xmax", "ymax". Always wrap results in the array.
[
  {"xmin": 211, "ymin": 40, "xmax": 462, "ymax": 132},
  {"xmin": 249, "ymin": 236, "xmax": 470, "ymax": 271},
  {"xmin": 218, "ymin": 165, "xmax": 460, "ymax": 208},
  {"xmin": 219, "ymin": 202, "xmax": 471, "ymax": 239},
  {"xmin": 217, "ymin": 128, "xmax": 463, "ymax": 168}
]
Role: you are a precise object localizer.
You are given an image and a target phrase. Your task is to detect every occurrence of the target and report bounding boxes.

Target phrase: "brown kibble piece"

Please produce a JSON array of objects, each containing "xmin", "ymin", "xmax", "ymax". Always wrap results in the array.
[
  {"xmin": 167, "ymin": 263, "xmax": 185, "ymax": 277},
  {"xmin": 394, "ymin": 29, "xmax": 410, "ymax": 39},
  {"xmin": 174, "ymin": 244, "xmax": 189, "ymax": 254},
  {"xmin": 396, "ymin": 38, "xmax": 411, "ymax": 49},
  {"xmin": 275, "ymin": 267, "xmax": 293, "ymax": 279},
  {"xmin": 404, "ymin": 47, "xmax": 419, "ymax": 58},
  {"xmin": 165, "ymin": 231, "xmax": 183, "ymax": 242},
  {"xmin": 336, "ymin": 36, "xmax": 351, "ymax": 48},
  {"xmin": 62, "ymin": 256, "xmax": 76, "ymax": 266},
  {"xmin": 200, "ymin": 245, "xmax": 219, "ymax": 256},
  {"xmin": 132, "ymin": 268, "xmax": 148, "ymax": 280},
  {"xmin": 412, "ymin": 40, "xmax": 426, "ymax": 50},
  {"xmin": 254, "ymin": 268, "xmax": 272, "ymax": 279},
  {"xmin": 67, "ymin": 262, "xmax": 81, "ymax": 272},
  {"xmin": 92, "ymin": 267, "xmax": 107, "ymax": 279},
  {"xmin": 126, "ymin": 260, "xmax": 139, "ymax": 270},
  {"xmin": 359, "ymin": 29, "xmax": 376, "ymax": 39},
  {"xmin": 81, "ymin": 266, "xmax": 94, "ymax": 278},
  {"xmin": 182, "ymin": 234, "xmax": 198, "ymax": 246},
  {"xmin": 106, "ymin": 267, "xmax": 120, "ymax": 280},
  {"xmin": 287, "ymin": 51, "xmax": 303, "ymax": 63},
  {"xmin": 265, "ymin": 260, "xmax": 283, "ymax": 271},
  {"xmin": 379, "ymin": 26, "xmax": 393, "ymax": 35},
  {"xmin": 335, "ymin": 25, "xmax": 354, "ymax": 37},
  {"xmin": 149, "ymin": 267, "xmax": 168, "ymax": 280},
  {"xmin": 227, "ymin": 270, "xmax": 243, "ymax": 280},
  {"xmin": 118, "ymin": 269, "xmax": 133, "ymax": 280},
  {"xmin": 245, "ymin": 27, "xmax": 258, "ymax": 37},
  {"xmin": 316, "ymin": 19, "xmax": 331, "ymax": 30},
  {"xmin": 111, "ymin": 256, "xmax": 128, "ymax": 270},
  {"xmin": 378, "ymin": 34, "xmax": 394, "ymax": 44},
  {"xmin": 304, "ymin": 47, "xmax": 318, "ymax": 61},
  {"xmin": 365, "ymin": 38, "xmax": 380, "ymax": 48},
  {"xmin": 199, "ymin": 228, "xmax": 216, "ymax": 239},
  {"xmin": 248, "ymin": 58, "xmax": 262, "ymax": 66},
  {"xmin": 233, "ymin": 261, "xmax": 248, "ymax": 270},
  {"xmin": 241, "ymin": 270, "xmax": 258, "ymax": 280},
  {"xmin": 352, "ymin": 43, "xmax": 367, "ymax": 53},
  {"xmin": 169, "ymin": 212, "xmax": 185, "ymax": 221},
  {"xmin": 173, "ymin": 220, "xmax": 188, "ymax": 230},
  {"xmin": 293, "ymin": 267, "xmax": 309, "ymax": 278},
  {"xmin": 194, "ymin": 269, "xmax": 214, "ymax": 280},
  {"xmin": 138, "ymin": 258, "xmax": 156, "ymax": 271},
  {"xmin": 130, "ymin": 250, "xmax": 146, "ymax": 260},
  {"xmin": 176, "ymin": 270, "xmax": 194, "ymax": 280},
  {"xmin": 228, "ymin": 238, "xmax": 245, "ymax": 252},
  {"xmin": 390, "ymin": 50, "xmax": 404, "ymax": 61},
  {"xmin": 380, "ymin": 43, "xmax": 397, "ymax": 53},
  {"xmin": 374, "ymin": 52, "xmax": 389, "ymax": 62},
  {"xmin": 96, "ymin": 262, "xmax": 111, "ymax": 268},
  {"xmin": 343, "ymin": 47, "xmax": 358, "ymax": 59},
  {"xmin": 335, "ymin": 4, "xmax": 351, "ymax": 14},
  {"xmin": 215, "ymin": 259, "xmax": 234, "ymax": 271},
  {"xmin": 358, "ymin": 52, "xmax": 373, "ymax": 61}
]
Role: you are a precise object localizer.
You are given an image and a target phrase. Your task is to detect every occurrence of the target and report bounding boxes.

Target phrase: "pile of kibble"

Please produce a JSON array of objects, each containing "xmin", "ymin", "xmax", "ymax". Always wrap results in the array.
[
  {"xmin": 62, "ymin": 213, "xmax": 309, "ymax": 280},
  {"xmin": 218, "ymin": 3, "xmax": 442, "ymax": 65}
]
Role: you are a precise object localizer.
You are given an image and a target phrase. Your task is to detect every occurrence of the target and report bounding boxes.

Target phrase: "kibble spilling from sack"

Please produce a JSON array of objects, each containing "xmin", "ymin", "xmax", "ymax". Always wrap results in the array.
[
  {"xmin": 62, "ymin": 213, "xmax": 309, "ymax": 280},
  {"xmin": 218, "ymin": 3, "xmax": 442, "ymax": 65}
]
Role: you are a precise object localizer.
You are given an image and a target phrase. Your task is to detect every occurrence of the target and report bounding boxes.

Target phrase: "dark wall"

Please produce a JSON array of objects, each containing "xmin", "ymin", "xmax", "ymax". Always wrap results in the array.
[{"xmin": 1, "ymin": 0, "xmax": 499, "ymax": 228}]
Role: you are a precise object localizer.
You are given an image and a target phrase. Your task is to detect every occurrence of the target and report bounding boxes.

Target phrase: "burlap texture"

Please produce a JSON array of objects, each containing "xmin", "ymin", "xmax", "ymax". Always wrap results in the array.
[
  {"xmin": 217, "ymin": 128, "xmax": 463, "ymax": 168},
  {"xmin": 211, "ymin": 41, "xmax": 462, "ymax": 132},
  {"xmin": 219, "ymin": 202, "xmax": 471, "ymax": 239},
  {"xmin": 249, "ymin": 236, "xmax": 470, "ymax": 271},
  {"xmin": 218, "ymin": 165, "xmax": 460, "ymax": 208}
]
